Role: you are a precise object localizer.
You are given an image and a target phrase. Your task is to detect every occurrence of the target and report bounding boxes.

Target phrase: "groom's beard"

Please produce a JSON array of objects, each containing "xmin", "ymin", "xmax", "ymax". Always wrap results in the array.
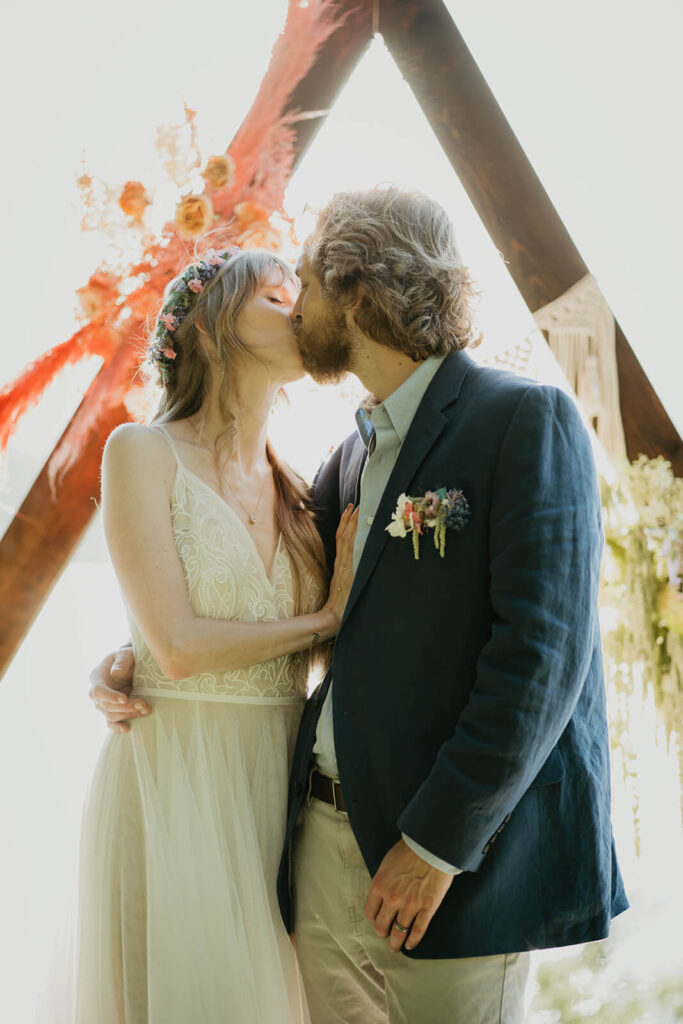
[{"xmin": 293, "ymin": 307, "xmax": 354, "ymax": 385}]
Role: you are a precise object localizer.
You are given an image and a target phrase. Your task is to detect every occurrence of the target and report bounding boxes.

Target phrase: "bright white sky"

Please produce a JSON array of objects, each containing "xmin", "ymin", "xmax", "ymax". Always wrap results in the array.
[
  {"xmin": 1, "ymin": 0, "xmax": 682, "ymax": 478},
  {"xmin": 1, "ymin": 2, "xmax": 682, "ymax": 1018}
]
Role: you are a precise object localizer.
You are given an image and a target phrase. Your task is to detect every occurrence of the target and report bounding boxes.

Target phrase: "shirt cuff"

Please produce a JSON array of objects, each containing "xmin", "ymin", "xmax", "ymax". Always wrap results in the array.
[{"xmin": 402, "ymin": 834, "xmax": 463, "ymax": 875}]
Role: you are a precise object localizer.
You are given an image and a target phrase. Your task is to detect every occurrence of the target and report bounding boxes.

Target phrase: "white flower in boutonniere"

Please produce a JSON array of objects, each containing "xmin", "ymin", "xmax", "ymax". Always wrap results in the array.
[{"xmin": 386, "ymin": 487, "xmax": 470, "ymax": 560}]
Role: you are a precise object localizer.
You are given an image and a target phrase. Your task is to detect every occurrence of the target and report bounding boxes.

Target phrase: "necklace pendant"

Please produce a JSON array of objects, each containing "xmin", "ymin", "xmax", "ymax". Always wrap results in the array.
[{"xmin": 249, "ymin": 515, "xmax": 256, "ymax": 525}]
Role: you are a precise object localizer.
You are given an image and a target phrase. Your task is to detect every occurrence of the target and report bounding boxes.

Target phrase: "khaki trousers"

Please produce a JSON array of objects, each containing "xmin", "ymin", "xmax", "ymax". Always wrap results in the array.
[{"xmin": 292, "ymin": 797, "xmax": 530, "ymax": 1024}]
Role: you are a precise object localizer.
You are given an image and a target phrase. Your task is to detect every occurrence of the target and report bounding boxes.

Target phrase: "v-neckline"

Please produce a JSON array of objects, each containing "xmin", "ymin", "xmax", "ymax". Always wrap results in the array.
[{"xmin": 176, "ymin": 465, "xmax": 283, "ymax": 586}]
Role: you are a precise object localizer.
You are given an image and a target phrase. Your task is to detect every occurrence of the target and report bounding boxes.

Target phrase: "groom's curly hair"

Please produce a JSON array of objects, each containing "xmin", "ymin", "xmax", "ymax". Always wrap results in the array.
[{"xmin": 307, "ymin": 186, "xmax": 479, "ymax": 359}]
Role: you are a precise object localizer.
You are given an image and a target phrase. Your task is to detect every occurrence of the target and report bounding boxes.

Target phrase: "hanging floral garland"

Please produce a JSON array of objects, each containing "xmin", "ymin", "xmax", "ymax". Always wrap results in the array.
[{"xmin": 601, "ymin": 455, "xmax": 683, "ymax": 836}]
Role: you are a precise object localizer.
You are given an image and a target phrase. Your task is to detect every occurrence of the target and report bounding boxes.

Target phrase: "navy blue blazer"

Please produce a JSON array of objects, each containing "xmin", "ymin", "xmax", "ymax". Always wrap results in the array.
[{"xmin": 277, "ymin": 350, "xmax": 628, "ymax": 958}]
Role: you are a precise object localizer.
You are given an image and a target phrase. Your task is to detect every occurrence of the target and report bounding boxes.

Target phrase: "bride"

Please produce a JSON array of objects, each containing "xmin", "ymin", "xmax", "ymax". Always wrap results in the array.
[{"xmin": 76, "ymin": 246, "xmax": 357, "ymax": 1022}]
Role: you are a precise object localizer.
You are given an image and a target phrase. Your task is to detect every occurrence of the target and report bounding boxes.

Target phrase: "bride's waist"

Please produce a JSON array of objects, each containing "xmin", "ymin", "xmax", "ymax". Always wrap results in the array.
[
  {"xmin": 130, "ymin": 686, "xmax": 306, "ymax": 706},
  {"xmin": 131, "ymin": 653, "xmax": 306, "ymax": 702}
]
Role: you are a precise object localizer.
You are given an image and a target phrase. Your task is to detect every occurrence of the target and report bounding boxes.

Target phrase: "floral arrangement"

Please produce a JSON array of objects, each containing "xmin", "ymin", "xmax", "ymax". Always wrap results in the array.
[
  {"xmin": 601, "ymin": 455, "xmax": 683, "ymax": 832},
  {"xmin": 386, "ymin": 487, "xmax": 470, "ymax": 559},
  {"xmin": 0, "ymin": 0, "xmax": 342, "ymax": 486}
]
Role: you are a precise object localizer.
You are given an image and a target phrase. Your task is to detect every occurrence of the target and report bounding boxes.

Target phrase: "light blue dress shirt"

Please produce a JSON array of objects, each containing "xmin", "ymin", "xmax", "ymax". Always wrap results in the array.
[{"xmin": 312, "ymin": 355, "xmax": 462, "ymax": 875}]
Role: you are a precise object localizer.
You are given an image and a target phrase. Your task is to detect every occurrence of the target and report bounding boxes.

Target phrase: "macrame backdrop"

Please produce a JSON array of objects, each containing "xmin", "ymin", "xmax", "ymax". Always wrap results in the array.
[{"xmin": 533, "ymin": 273, "xmax": 627, "ymax": 463}]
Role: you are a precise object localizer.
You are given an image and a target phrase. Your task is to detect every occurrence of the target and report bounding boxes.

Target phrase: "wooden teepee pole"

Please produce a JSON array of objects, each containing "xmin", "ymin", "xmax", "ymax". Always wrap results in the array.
[
  {"xmin": 0, "ymin": 381, "xmax": 132, "ymax": 675},
  {"xmin": 378, "ymin": 0, "xmax": 682, "ymax": 471}
]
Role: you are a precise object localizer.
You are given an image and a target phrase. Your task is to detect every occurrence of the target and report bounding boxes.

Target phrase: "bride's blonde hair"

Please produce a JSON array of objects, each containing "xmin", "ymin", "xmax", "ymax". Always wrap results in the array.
[{"xmin": 149, "ymin": 248, "xmax": 329, "ymax": 633}]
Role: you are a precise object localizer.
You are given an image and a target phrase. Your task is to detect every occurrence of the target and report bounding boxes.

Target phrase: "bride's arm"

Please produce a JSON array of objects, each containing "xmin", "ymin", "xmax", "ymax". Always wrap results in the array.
[{"xmin": 102, "ymin": 424, "xmax": 356, "ymax": 681}]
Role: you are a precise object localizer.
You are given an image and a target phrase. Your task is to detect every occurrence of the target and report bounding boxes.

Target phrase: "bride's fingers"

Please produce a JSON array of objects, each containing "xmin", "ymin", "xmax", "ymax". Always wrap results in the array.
[
  {"xmin": 338, "ymin": 505, "xmax": 358, "ymax": 543},
  {"xmin": 340, "ymin": 509, "xmax": 359, "ymax": 555},
  {"xmin": 336, "ymin": 504, "xmax": 353, "ymax": 537}
]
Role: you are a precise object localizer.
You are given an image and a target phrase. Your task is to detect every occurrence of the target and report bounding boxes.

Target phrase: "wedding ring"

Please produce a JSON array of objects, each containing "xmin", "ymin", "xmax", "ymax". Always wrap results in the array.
[{"xmin": 392, "ymin": 921, "xmax": 410, "ymax": 933}]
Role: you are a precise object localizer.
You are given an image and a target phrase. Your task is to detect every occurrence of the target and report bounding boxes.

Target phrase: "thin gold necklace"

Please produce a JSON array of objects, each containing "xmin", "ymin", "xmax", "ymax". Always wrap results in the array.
[
  {"xmin": 223, "ymin": 474, "xmax": 268, "ymax": 526},
  {"xmin": 189, "ymin": 418, "xmax": 268, "ymax": 526}
]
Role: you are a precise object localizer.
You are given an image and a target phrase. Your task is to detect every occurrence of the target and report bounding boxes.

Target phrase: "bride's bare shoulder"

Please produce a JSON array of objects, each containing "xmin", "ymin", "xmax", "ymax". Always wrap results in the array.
[{"xmin": 103, "ymin": 423, "xmax": 174, "ymax": 480}]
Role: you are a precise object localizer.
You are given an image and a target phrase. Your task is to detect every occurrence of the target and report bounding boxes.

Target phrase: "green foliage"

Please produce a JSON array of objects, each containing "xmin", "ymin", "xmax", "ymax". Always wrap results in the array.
[
  {"xmin": 600, "ymin": 456, "xmax": 683, "ymax": 829},
  {"xmin": 530, "ymin": 458, "xmax": 683, "ymax": 1022},
  {"xmin": 529, "ymin": 941, "xmax": 683, "ymax": 1023}
]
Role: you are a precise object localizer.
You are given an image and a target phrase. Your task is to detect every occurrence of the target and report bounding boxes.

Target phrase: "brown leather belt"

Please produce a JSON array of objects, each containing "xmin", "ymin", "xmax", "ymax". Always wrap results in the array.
[{"xmin": 308, "ymin": 765, "xmax": 347, "ymax": 813}]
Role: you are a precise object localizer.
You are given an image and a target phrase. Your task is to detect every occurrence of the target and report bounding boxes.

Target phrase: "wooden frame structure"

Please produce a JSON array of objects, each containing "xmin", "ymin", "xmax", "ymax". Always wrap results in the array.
[{"xmin": 1, "ymin": 0, "xmax": 680, "ymax": 677}]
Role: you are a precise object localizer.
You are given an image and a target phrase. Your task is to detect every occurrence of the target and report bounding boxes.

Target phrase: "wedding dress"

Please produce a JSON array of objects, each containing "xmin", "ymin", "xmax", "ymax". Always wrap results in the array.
[{"xmin": 74, "ymin": 426, "xmax": 319, "ymax": 1022}]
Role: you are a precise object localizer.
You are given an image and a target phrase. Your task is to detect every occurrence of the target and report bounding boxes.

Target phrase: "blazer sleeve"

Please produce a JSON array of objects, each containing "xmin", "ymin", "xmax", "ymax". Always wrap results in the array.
[{"xmin": 397, "ymin": 384, "xmax": 604, "ymax": 871}]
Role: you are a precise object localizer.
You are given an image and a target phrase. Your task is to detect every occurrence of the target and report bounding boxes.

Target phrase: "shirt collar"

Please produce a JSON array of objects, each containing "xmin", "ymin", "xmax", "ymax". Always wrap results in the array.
[
  {"xmin": 356, "ymin": 355, "xmax": 446, "ymax": 446},
  {"xmin": 354, "ymin": 405, "xmax": 376, "ymax": 451}
]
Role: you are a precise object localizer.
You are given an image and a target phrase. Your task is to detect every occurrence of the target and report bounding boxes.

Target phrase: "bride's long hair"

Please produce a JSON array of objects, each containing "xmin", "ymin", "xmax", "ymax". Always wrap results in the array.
[{"xmin": 148, "ymin": 249, "xmax": 330, "ymax": 637}]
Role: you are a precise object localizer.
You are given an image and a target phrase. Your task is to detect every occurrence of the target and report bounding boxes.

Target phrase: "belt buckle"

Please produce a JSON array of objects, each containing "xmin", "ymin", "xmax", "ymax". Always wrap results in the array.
[{"xmin": 308, "ymin": 765, "xmax": 344, "ymax": 813}]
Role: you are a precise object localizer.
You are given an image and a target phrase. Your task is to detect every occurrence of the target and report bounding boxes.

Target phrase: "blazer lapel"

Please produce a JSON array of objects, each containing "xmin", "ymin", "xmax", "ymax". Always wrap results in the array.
[
  {"xmin": 340, "ymin": 435, "xmax": 368, "ymax": 508},
  {"xmin": 339, "ymin": 350, "xmax": 475, "ymax": 629}
]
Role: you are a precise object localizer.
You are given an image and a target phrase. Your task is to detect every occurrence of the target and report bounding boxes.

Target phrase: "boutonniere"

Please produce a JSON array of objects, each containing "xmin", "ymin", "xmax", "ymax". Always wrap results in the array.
[{"xmin": 386, "ymin": 487, "xmax": 470, "ymax": 560}]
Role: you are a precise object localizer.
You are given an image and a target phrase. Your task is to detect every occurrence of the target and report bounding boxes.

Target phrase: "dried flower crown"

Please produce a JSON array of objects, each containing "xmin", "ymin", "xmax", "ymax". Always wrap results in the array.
[{"xmin": 149, "ymin": 246, "xmax": 239, "ymax": 381}]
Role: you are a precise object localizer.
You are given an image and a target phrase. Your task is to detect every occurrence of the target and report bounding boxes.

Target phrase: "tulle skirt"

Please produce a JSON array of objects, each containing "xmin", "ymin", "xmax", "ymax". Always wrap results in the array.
[{"xmin": 73, "ymin": 693, "xmax": 309, "ymax": 1023}]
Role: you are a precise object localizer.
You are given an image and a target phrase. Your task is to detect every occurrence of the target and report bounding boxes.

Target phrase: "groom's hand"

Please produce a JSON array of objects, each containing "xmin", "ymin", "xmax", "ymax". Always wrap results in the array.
[
  {"xmin": 364, "ymin": 838, "xmax": 455, "ymax": 952},
  {"xmin": 89, "ymin": 647, "xmax": 150, "ymax": 734}
]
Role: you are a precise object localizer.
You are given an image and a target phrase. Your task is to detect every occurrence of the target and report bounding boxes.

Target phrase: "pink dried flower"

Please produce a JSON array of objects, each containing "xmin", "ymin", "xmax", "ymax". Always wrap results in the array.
[
  {"xmin": 188, "ymin": 278, "xmax": 203, "ymax": 293},
  {"xmin": 426, "ymin": 491, "xmax": 441, "ymax": 514},
  {"xmin": 162, "ymin": 347, "xmax": 177, "ymax": 360},
  {"xmin": 160, "ymin": 313, "xmax": 178, "ymax": 331},
  {"xmin": 204, "ymin": 248, "xmax": 225, "ymax": 266}
]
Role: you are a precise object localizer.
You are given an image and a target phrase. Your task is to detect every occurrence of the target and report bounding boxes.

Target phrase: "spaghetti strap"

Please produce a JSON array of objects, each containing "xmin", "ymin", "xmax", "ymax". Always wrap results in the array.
[{"xmin": 151, "ymin": 424, "xmax": 184, "ymax": 472}]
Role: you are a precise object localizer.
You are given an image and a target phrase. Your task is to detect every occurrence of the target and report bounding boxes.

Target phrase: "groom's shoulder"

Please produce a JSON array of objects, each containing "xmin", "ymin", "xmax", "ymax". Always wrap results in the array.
[
  {"xmin": 455, "ymin": 358, "xmax": 574, "ymax": 425},
  {"xmin": 460, "ymin": 357, "xmax": 536, "ymax": 402}
]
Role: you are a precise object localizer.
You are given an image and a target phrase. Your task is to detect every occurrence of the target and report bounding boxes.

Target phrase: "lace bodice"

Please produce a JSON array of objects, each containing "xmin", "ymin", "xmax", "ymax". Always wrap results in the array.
[{"xmin": 128, "ymin": 427, "xmax": 322, "ymax": 701}]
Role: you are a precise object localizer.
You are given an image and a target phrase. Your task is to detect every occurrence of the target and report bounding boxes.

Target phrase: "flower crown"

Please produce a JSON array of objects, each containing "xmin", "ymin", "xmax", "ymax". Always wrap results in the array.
[{"xmin": 149, "ymin": 246, "xmax": 239, "ymax": 381}]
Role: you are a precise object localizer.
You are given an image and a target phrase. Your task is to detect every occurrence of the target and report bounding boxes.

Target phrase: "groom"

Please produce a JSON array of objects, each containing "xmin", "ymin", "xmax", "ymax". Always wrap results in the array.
[{"xmin": 92, "ymin": 187, "xmax": 627, "ymax": 1023}]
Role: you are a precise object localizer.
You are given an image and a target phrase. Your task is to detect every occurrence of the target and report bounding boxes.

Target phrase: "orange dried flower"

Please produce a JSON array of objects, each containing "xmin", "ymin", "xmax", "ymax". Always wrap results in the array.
[
  {"xmin": 119, "ymin": 181, "xmax": 149, "ymax": 223},
  {"xmin": 233, "ymin": 200, "xmax": 269, "ymax": 232},
  {"xmin": 76, "ymin": 272, "xmax": 120, "ymax": 321},
  {"xmin": 202, "ymin": 154, "xmax": 236, "ymax": 191},
  {"xmin": 174, "ymin": 194, "xmax": 214, "ymax": 239},
  {"xmin": 237, "ymin": 222, "xmax": 282, "ymax": 251}
]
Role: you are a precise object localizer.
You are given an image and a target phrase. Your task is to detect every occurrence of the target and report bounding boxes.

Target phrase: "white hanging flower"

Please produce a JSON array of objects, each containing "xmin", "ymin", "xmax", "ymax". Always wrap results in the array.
[{"xmin": 386, "ymin": 493, "xmax": 412, "ymax": 538}]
